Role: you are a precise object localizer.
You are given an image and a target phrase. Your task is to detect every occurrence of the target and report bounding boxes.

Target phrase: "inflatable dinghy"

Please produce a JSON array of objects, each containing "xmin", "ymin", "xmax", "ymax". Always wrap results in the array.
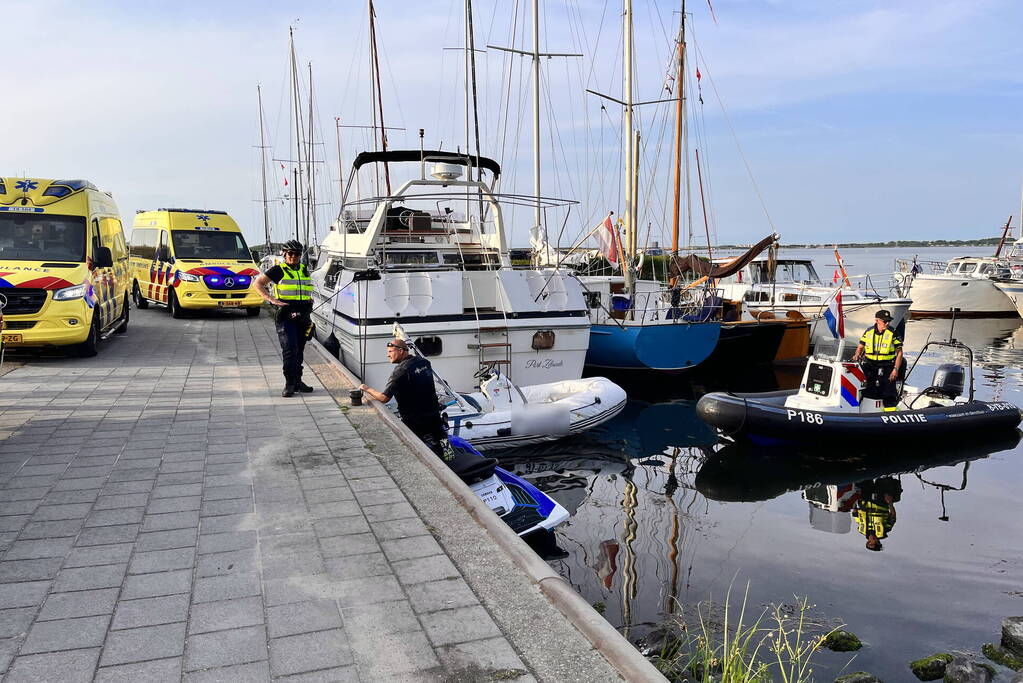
[
  {"xmin": 441, "ymin": 366, "xmax": 628, "ymax": 451},
  {"xmin": 697, "ymin": 339, "xmax": 1021, "ymax": 446}
]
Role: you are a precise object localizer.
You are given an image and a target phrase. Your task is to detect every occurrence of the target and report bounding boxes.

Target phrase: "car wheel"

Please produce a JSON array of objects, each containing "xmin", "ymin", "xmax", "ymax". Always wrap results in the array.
[
  {"xmin": 132, "ymin": 281, "xmax": 149, "ymax": 309},
  {"xmin": 115, "ymin": 295, "xmax": 129, "ymax": 333},
  {"xmin": 75, "ymin": 315, "xmax": 100, "ymax": 357},
  {"xmin": 168, "ymin": 290, "xmax": 187, "ymax": 319}
]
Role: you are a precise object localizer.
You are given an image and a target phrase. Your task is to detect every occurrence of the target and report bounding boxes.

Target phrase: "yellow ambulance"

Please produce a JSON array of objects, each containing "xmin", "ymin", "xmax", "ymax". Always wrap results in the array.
[
  {"xmin": 129, "ymin": 208, "xmax": 262, "ymax": 318},
  {"xmin": 0, "ymin": 178, "xmax": 130, "ymax": 357}
]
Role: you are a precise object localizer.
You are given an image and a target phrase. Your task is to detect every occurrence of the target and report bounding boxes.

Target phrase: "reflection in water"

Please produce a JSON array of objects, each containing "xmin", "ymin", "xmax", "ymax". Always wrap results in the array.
[
  {"xmin": 512, "ymin": 325, "xmax": 1023, "ymax": 679},
  {"xmin": 695, "ymin": 433, "xmax": 1020, "ymax": 504}
]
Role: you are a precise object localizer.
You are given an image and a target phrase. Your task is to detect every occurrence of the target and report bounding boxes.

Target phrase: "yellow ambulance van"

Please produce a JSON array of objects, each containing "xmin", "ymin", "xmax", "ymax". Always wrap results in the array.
[
  {"xmin": 129, "ymin": 208, "xmax": 262, "ymax": 318},
  {"xmin": 0, "ymin": 178, "xmax": 130, "ymax": 357}
]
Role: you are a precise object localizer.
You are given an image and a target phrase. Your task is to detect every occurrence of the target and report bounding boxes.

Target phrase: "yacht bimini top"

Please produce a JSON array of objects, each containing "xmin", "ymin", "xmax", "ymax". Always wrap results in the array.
[{"xmin": 352, "ymin": 150, "xmax": 501, "ymax": 180}]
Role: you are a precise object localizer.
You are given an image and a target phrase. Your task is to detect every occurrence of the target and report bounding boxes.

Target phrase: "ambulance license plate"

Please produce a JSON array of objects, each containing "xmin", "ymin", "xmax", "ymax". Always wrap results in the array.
[
  {"xmin": 217, "ymin": 301, "xmax": 242, "ymax": 308},
  {"xmin": 1, "ymin": 334, "xmax": 22, "ymax": 343}
]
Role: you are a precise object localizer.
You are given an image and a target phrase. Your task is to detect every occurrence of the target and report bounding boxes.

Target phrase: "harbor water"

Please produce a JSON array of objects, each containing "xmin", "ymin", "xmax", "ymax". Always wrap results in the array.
[{"xmin": 505, "ymin": 247, "xmax": 1023, "ymax": 680}]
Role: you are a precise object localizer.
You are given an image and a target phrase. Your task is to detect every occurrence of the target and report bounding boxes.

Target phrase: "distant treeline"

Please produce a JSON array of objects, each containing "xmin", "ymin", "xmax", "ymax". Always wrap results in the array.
[{"xmin": 757, "ymin": 238, "xmax": 1002, "ymax": 249}]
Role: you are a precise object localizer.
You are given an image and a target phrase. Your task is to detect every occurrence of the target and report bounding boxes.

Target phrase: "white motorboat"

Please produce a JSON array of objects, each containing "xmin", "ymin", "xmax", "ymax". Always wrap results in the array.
[
  {"xmin": 440, "ymin": 365, "xmax": 627, "ymax": 451},
  {"xmin": 714, "ymin": 254, "xmax": 911, "ymax": 347},
  {"xmin": 311, "ymin": 150, "xmax": 591, "ymax": 392},
  {"xmin": 893, "ymin": 255, "xmax": 1018, "ymax": 318},
  {"xmin": 993, "ymin": 278, "xmax": 1023, "ymax": 317}
]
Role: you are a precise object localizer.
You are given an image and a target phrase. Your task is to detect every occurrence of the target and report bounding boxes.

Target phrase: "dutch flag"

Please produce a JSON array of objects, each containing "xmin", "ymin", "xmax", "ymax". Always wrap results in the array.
[{"xmin": 824, "ymin": 290, "xmax": 844, "ymax": 339}]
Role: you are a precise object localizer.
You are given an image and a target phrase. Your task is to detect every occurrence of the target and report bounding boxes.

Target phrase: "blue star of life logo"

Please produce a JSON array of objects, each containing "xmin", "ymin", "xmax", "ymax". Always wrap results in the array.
[
  {"xmin": 197, "ymin": 214, "xmax": 210, "ymax": 225},
  {"xmin": 14, "ymin": 180, "xmax": 38, "ymax": 191}
]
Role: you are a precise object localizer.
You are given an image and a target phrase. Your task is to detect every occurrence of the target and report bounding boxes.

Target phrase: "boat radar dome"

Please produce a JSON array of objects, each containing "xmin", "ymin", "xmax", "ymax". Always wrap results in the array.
[{"xmin": 430, "ymin": 163, "xmax": 463, "ymax": 181}]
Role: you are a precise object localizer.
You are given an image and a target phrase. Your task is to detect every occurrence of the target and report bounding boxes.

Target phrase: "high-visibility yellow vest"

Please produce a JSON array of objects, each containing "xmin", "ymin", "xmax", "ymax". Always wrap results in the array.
[
  {"xmin": 277, "ymin": 263, "xmax": 312, "ymax": 301},
  {"xmin": 860, "ymin": 326, "xmax": 901, "ymax": 362},
  {"xmin": 855, "ymin": 501, "xmax": 893, "ymax": 539}
]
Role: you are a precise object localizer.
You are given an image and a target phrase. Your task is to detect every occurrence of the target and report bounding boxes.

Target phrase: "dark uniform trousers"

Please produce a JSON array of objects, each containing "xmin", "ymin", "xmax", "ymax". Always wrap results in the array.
[
  {"xmin": 861, "ymin": 360, "xmax": 898, "ymax": 408},
  {"xmin": 275, "ymin": 311, "xmax": 309, "ymax": 386}
]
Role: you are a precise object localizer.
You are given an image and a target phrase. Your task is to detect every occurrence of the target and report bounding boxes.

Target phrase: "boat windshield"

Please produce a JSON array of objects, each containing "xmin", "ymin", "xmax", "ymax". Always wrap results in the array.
[
  {"xmin": 957, "ymin": 261, "xmax": 978, "ymax": 274},
  {"xmin": 813, "ymin": 337, "xmax": 858, "ymax": 362},
  {"xmin": 171, "ymin": 230, "xmax": 251, "ymax": 260},
  {"xmin": 0, "ymin": 213, "xmax": 86, "ymax": 262},
  {"xmin": 750, "ymin": 260, "xmax": 820, "ymax": 284}
]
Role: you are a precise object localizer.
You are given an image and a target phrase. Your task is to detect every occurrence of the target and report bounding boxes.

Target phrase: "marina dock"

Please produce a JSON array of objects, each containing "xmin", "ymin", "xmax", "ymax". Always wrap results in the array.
[{"xmin": 0, "ymin": 311, "xmax": 640, "ymax": 682}]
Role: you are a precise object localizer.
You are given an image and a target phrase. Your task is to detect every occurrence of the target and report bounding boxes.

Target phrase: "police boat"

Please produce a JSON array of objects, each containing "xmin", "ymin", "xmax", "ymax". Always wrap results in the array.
[
  {"xmin": 443, "ymin": 435, "xmax": 570, "ymax": 537},
  {"xmin": 696, "ymin": 338, "xmax": 1022, "ymax": 446}
]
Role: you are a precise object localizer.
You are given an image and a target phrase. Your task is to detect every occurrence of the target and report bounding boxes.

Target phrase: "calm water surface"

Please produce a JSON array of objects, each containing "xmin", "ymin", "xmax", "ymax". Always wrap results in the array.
[{"xmin": 506, "ymin": 248, "xmax": 1023, "ymax": 681}]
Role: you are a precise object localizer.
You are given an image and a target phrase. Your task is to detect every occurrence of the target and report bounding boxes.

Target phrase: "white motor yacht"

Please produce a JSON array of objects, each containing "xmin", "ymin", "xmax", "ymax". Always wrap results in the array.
[
  {"xmin": 894, "ymin": 252, "xmax": 1019, "ymax": 318},
  {"xmin": 715, "ymin": 255, "xmax": 911, "ymax": 347},
  {"xmin": 310, "ymin": 150, "xmax": 590, "ymax": 392}
]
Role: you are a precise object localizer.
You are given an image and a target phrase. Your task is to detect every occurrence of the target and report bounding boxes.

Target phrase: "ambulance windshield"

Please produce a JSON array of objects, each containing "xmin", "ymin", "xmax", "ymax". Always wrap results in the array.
[
  {"xmin": 0, "ymin": 214, "xmax": 86, "ymax": 262},
  {"xmin": 171, "ymin": 231, "xmax": 251, "ymax": 260}
]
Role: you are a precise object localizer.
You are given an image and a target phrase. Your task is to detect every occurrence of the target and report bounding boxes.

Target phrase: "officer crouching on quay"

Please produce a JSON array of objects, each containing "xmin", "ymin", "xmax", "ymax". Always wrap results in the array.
[
  {"xmin": 359, "ymin": 338, "xmax": 447, "ymax": 457},
  {"xmin": 852, "ymin": 309, "xmax": 904, "ymax": 412},
  {"xmin": 254, "ymin": 240, "xmax": 315, "ymax": 397}
]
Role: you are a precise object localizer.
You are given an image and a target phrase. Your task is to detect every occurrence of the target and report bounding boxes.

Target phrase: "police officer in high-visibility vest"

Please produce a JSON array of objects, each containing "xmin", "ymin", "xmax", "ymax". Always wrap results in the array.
[
  {"xmin": 254, "ymin": 241, "xmax": 315, "ymax": 397},
  {"xmin": 851, "ymin": 309, "xmax": 904, "ymax": 411}
]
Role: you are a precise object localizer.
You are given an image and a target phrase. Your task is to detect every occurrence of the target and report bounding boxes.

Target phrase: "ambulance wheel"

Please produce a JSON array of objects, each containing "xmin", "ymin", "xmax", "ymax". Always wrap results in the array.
[
  {"xmin": 246, "ymin": 307, "xmax": 261, "ymax": 318},
  {"xmin": 75, "ymin": 316, "xmax": 100, "ymax": 358},
  {"xmin": 115, "ymin": 295, "xmax": 129, "ymax": 334},
  {"xmin": 168, "ymin": 290, "xmax": 187, "ymax": 319},
  {"xmin": 132, "ymin": 281, "xmax": 149, "ymax": 309}
]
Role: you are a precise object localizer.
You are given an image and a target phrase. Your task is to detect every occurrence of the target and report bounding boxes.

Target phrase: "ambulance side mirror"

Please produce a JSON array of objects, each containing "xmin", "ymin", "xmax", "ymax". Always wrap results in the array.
[{"xmin": 93, "ymin": 246, "xmax": 113, "ymax": 269}]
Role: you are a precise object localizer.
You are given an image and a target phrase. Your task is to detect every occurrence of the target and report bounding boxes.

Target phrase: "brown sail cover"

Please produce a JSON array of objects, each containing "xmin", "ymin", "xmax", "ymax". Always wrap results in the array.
[{"xmin": 668, "ymin": 233, "xmax": 778, "ymax": 279}]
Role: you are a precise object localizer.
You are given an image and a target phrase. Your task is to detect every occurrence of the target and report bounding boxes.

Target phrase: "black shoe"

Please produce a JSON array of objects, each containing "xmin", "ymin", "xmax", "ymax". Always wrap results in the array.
[
  {"xmin": 282, "ymin": 386, "xmax": 296, "ymax": 398},
  {"xmin": 296, "ymin": 381, "xmax": 314, "ymax": 393}
]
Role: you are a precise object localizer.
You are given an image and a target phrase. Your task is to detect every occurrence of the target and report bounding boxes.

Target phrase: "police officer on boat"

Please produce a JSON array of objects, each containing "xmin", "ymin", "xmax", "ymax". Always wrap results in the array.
[
  {"xmin": 851, "ymin": 309, "xmax": 904, "ymax": 412},
  {"xmin": 254, "ymin": 240, "xmax": 314, "ymax": 397},
  {"xmin": 359, "ymin": 338, "xmax": 447, "ymax": 457}
]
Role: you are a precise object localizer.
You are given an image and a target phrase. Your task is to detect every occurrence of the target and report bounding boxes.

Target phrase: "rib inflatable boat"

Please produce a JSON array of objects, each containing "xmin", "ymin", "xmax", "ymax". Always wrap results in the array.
[
  {"xmin": 697, "ymin": 339, "xmax": 1022, "ymax": 446},
  {"xmin": 441, "ymin": 366, "xmax": 628, "ymax": 451}
]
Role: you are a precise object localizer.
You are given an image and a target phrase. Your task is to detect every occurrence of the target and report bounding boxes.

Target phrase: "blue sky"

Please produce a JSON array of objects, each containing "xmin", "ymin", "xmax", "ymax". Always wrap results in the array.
[{"xmin": 4, "ymin": 0, "xmax": 1022, "ymax": 249}]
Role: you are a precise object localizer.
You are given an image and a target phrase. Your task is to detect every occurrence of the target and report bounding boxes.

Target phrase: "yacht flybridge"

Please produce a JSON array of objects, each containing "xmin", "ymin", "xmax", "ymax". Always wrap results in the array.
[{"xmin": 310, "ymin": 150, "xmax": 590, "ymax": 392}]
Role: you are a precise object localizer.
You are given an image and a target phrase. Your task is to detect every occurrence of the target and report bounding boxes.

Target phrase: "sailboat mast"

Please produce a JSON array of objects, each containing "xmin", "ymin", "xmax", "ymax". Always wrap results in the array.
[
  {"xmin": 532, "ymin": 0, "xmax": 541, "ymax": 237},
  {"xmin": 335, "ymin": 118, "xmax": 345, "ymax": 207},
  {"xmin": 671, "ymin": 1, "xmax": 685, "ymax": 256},
  {"xmin": 368, "ymin": 0, "xmax": 391, "ymax": 195},
  {"xmin": 289, "ymin": 27, "xmax": 304, "ymax": 243},
  {"xmin": 623, "ymin": 0, "xmax": 635, "ymax": 263},
  {"xmin": 306, "ymin": 62, "xmax": 317, "ymax": 250},
  {"xmin": 257, "ymin": 85, "xmax": 271, "ymax": 252}
]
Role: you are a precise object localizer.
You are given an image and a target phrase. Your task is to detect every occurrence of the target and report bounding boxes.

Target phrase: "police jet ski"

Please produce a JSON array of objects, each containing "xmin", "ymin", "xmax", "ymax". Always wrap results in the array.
[
  {"xmin": 443, "ymin": 435, "xmax": 569, "ymax": 537},
  {"xmin": 696, "ymin": 337, "xmax": 1022, "ymax": 446}
]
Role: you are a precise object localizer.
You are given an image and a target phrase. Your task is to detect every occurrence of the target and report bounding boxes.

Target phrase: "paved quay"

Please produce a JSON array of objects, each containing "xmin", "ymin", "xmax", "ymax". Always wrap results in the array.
[{"xmin": 0, "ymin": 308, "xmax": 629, "ymax": 682}]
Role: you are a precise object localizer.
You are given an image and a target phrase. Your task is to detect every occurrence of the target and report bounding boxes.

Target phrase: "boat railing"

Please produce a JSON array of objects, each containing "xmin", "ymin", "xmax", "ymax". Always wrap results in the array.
[{"xmin": 894, "ymin": 258, "xmax": 948, "ymax": 275}]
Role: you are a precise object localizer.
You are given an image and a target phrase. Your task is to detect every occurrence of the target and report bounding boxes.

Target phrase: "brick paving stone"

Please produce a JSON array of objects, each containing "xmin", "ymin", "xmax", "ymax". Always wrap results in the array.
[
  {"xmin": 94, "ymin": 657, "xmax": 182, "ymax": 683},
  {"xmin": 197, "ymin": 530, "xmax": 257, "ymax": 555},
  {"xmin": 63, "ymin": 543, "xmax": 134, "ymax": 568},
  {"xmin": 188, "ymin": 596, "xmax": 264, "ymax": 635},
  {"xmin": 101, "ymin": 622, "xmax": 187, "ymax": 666},
  {"xmin": 185, "ymin": 624, "xmax": 267, "ymax": 671},
  {"xmin": 52, "ymin": 564, "xmax": 127, "ymax": 592},
  {"xmin": 192, "ymin": 572, "xmax": 262, "ymax": 604},
  {"xmin": 37, "ymin": 588, "xmax": 119, "ymax": 621},
  {"xmin": 268, "ymin": 628, "xmax": 352, "ymax": 677},
  {"xmin": 195, "ymin": 548, "xmax": 258, "ymax": 578},
  {"xmin": 0, "ymin": 607, "xmax": 36, "ymax": 638},
  {"xmin": 324, "ymin": 551, "xmax": 392, "ymax": 580},
  {"xmin": 120, "ymin": 568, "xmax": 192, "ymax": 600},
  {"xmin": 266, "ymin": 600, "xmax": 343, "ymax": 639},
  {"xmin": 350, "ymin": 630, "xmax": 440, "ymax": 679},
  {"xmin": 420, "ymin": 605, "xmax": 503, "ymax": 647},
  {"xmin": 146, "ymin": 496, "xmax": 202, "ymax": 514},
  {"xmin": 0, "ymin": 558, "xmax": 63, "ymax": 582},
  {"xmin": 392, "ymin": 554, "xmax": 460, "ymax": 585},
  {"xmin": 75, "ymin": 524, "xmax": 140, "ymax": 547},
  {"xmin": 340, "ymin": 600, "xmax": 419, "ymax": 637},
  {"xmin": 406, "ymin": 578, "xmax": 481, "ymax": 614},
  {"xmin": 111, "ymin": 594, "xmax": 190, "ymax": 630},
  {"xmin": 21, "ymin": 614, "xmax": 110, "ymax": 654},
  {"xmin": 128, "ymin": 547, "xmax": 195, "ymax": 575},
  {"xmin": 142, "ymin": 510, "xmax": 200, "ymax": 532},
  {"xmin": 380, "ymin": 534, "xmax": 444, "ymax": 562},
  {"xmin": 182, "ymin": 660, "xmax": 271, "ymax": 682},
  {"xmin": 136, "ymin": 527, "xmax": 198, "ymax": 552},
  {"xmin": 5, "ymin": 648, "xmax": 100, "ymax": 683},
  {"xmin": 84, "ymin": 508, "xmax": 145, "ymax": 527}
]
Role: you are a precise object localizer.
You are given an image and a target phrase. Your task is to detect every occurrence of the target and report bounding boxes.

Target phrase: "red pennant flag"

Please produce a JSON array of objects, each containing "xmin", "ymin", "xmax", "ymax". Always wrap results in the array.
[
  {"xmin": 696, "ymin": 68, "xmax": 702, "ymax": 81},
  {"xmin": 283, "ymin": 178, "xmax": 289, "ymax": 187},
  {"xmin": 280, "ymin": 163, "xmax": 285, "ymax": 169}
]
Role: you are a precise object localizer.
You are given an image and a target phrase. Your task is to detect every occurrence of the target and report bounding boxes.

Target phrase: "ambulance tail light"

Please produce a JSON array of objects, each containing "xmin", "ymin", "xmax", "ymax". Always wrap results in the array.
[{"xmin": 53, "ymin": 284, "xmax": 87, "ymax": 301}]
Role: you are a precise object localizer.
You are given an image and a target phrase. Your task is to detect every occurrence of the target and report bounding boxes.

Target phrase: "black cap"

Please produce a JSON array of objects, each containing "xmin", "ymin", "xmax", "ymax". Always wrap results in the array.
[{"xmin": 875, "ymin": 309, "xmax": 892, "ymax": 322}]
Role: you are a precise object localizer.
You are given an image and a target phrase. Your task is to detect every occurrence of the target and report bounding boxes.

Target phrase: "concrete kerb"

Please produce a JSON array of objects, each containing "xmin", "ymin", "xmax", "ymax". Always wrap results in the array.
[{"xmin": 307, "ymin": 341, "xmax": 667, "ymax": 683}]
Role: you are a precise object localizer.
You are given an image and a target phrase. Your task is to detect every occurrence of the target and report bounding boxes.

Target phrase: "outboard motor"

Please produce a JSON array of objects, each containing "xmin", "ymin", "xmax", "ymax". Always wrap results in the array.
[{"xmin": 930, "ymin": 363, "xmax": 965, "ymax": 399}]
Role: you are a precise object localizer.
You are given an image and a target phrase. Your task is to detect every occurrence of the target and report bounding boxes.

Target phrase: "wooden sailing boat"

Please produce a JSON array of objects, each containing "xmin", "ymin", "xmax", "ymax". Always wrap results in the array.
[{"xmin": 576, "ymin": 0, "xmax": 722, "ymax": 372}]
